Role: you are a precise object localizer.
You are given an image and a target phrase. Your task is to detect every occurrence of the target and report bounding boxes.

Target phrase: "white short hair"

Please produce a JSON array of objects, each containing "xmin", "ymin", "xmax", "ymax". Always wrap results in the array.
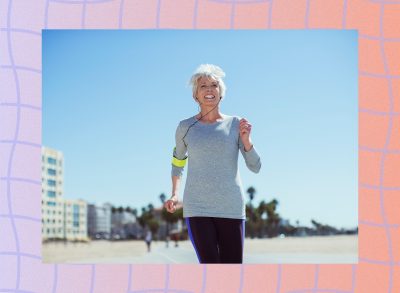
[{"xmin": 189, "ymin": 64, "xmax": 227, "ymax": 99}]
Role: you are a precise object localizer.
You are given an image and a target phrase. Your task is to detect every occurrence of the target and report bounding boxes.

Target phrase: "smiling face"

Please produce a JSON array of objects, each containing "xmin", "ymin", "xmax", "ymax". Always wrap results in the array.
[{"xmin": 195, "ymin": 76, "xmax": 221, "ymax": 105}]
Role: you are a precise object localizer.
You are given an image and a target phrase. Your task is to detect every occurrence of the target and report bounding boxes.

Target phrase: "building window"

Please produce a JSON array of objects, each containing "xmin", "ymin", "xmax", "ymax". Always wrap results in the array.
[
  {"xmin": 47, "ymin": 179, "xmax": 56, "ymax": 186},
  {"xmin": 47, "ymin": 168, "xmax": 56, "ymax": 176},
  {"xmin": 47, "ymin": 157, "xmax": 56, "ymax": 165},
  {"xmin": 47, "ymin": 201, "xmax": 56, "ymax": 207},
  {"xmin": 47, "ymin": 191, "xmax": 56, "ymax": 198},
  {"xmin": 73, "ymin": 205, "xmax": 80, "ymax": 227}
]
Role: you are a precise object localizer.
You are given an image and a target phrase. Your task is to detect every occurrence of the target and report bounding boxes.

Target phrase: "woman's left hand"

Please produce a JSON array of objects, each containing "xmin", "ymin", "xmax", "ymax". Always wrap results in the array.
[{"xmin": 239, "ymin": 118, "xmax": 253, "ymax": 151}]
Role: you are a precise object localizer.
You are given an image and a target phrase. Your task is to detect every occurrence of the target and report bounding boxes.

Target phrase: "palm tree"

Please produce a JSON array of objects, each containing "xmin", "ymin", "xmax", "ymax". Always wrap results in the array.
[
  {"xmin": 137, "ymin": 210, "xmax": 146, "ymax": 229},
  {"xmin": 138, "ymin": 206, "xmax": 154, "ymax": 229},
  {"xmin": 162, "ymin": 208, "xmax": 175, "ymax": 237},
  {"xmin": 257, "ymin": 200, "xmax": 267, "ymax": 237},
  {"xmin": 247, "ymin": 186, "xmax": 256, "ymax": 203},
  {"xmin": 257, "ymin": 200, "xmax": 267, "ymax": 216},
  {"xmin": 246, "ymin": 187, "xmax": 256, "ymax": 237},
  {"xmin": 161, "ymin": 206, "xmax": 183, "ymax": 239},
  {"xmin": 265, "ymin": 198, "xmax": 280, "ymax": 237},
  {"xmin": 147, "ymin": 219, "xmax": 160, "ymax": 237},
  {"xmin": 159, "ymin": 193, "xmax": 166, "ymax": 204}
]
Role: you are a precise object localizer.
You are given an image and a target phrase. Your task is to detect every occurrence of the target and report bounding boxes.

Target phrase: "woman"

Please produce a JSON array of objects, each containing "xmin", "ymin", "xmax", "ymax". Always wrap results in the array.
[{"xmin": 165, "ymin": 64, "xmax": 261, "ymax": 264}]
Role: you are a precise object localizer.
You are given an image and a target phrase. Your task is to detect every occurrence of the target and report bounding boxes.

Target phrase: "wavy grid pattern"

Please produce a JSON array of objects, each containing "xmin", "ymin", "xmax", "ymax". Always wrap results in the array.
[{"xmin": 0, "ymin": 0, "xmax": 399, "ymax": 292}]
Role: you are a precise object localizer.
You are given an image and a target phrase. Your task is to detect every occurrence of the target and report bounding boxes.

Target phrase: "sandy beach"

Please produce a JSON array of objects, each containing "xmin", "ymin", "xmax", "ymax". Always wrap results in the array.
[{"xmin": 42, "ymin": 235, "xmax": 358, "ymax": 264}]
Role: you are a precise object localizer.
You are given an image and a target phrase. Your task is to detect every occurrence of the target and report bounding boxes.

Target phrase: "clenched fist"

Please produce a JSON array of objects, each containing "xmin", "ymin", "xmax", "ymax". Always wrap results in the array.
[
  {"xmin": 164, "ymin": 196, "xmax": 178, "ymax": 213},
  {"xmin": 239, "ymin": 118, "xmax": 253, "ymax": 151}
]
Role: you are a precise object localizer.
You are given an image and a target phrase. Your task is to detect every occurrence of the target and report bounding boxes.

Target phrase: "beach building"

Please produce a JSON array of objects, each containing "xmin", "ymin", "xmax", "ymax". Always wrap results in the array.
[
  {"xmin": 42, "ymin": 147, "xmax": 65, "ymax": 240},
  {"xmin": 64, "ymin": 198, "xmax": 88, "ymax": 241},
  {"xmin": 42, "ymin": 146, "xmax": 88, "ymax": 241},
  {"xmin": 111, "ymin": 208, "xmax": 139, "ymax": 239},
  {"xmin": 88, "ymin": 203, "xmax": 112, "ymax": 239}
]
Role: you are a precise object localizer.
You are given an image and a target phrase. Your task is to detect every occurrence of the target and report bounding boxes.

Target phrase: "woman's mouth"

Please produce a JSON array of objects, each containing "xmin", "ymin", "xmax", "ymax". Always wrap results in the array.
[{"xmin": 204, "ymin": 95, "xmax": 215, "ymax": 100}]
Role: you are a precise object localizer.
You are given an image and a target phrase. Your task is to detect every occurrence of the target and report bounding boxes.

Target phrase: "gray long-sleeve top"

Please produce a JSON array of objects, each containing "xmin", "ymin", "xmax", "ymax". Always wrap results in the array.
[{"xmin": 172, "ymin": 114, "xmax": 261, "ymax": 219}]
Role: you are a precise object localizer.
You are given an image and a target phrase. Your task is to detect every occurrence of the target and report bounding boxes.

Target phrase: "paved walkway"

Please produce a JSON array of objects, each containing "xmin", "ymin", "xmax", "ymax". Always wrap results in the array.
[{"xmin": 45, "ymin": 235, "xmax": 358, "ymax": 264}]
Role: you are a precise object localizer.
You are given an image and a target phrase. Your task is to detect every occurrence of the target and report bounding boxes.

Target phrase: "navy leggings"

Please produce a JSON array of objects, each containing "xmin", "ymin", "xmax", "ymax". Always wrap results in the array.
[{"xmin": 185, "ymin": 217, "xmax": 245, "ymax": 264}]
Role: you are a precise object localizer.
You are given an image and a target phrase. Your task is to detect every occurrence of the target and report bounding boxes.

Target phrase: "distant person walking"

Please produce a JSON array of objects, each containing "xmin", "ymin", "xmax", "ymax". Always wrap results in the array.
[
  {"xmin": 145, "ymin": 230, "xmax": 152, "ymax": 252},
  {"xmin": 165, "ymin": 64, "xmax": 261, "ymax": 263}
]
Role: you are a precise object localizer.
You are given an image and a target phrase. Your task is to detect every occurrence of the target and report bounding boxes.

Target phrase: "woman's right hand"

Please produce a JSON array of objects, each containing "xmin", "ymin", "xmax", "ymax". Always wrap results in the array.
[{"xmin": 165, "ymin": 196, "xmax": 178, "ymax": 213}]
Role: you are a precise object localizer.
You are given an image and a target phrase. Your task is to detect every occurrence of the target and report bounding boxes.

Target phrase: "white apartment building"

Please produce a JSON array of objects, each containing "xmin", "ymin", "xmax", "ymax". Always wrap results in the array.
[
  {"xmin": 64, "ymin": 198, "xmax": 88, "ymax": 241},
  {"xmin": 42, "ymin": 146, "xmax": 88, "ymax": 241},
  {"xmin": 42, "ymin": 147, "xmax": 64, "ymax": 240}
]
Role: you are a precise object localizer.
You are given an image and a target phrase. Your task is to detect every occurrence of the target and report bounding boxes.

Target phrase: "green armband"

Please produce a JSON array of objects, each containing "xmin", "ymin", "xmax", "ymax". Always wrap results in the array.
[{"xmin": 172, "ymin": 147, "xmax": 187, "ymax": 168}]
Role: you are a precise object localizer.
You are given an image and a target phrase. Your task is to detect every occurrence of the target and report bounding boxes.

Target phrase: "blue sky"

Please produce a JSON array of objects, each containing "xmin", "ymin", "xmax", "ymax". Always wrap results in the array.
[{"xmin": 43, "ymin": 30, "xmax": 358, "ymax": 228}]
